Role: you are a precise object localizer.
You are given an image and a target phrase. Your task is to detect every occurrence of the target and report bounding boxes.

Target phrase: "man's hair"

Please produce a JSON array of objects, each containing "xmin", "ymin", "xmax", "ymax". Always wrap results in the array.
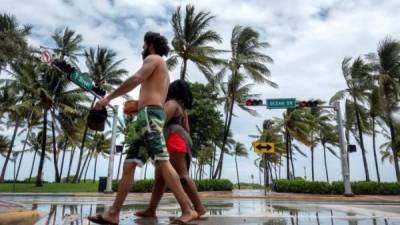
[
  {"xmin": 144, "ymin": 31, "xmax": 170, "ymax": 56},
  {"xmin": 167, "ymin": 80, "xmax": 193, "ymax": 110}
]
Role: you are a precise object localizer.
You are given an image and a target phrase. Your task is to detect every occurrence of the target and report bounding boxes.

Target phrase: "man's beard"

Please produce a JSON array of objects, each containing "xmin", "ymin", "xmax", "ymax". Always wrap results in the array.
[{"xmin": 142, "ymin": 48, "xmax": 150, "ymax": 60}]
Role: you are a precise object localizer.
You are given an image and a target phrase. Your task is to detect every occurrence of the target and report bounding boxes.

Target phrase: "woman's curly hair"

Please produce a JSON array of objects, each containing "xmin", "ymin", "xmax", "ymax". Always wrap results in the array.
[{"xmin": 166, "ymin": 79, "xmax": 193, "ymax": 110}]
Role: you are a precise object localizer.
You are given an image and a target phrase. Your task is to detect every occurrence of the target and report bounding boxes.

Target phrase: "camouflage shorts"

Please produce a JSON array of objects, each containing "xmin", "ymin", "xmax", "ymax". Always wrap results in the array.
[{"xmin": 125, "ymin": 105, "xmax": 169, "ymax": 166}]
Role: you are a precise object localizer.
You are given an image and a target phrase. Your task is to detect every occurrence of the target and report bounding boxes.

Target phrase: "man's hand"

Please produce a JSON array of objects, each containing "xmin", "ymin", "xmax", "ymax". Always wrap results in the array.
[{"xmin": 94, "ymin": 97, "xmax": 110, "ymax": 110}]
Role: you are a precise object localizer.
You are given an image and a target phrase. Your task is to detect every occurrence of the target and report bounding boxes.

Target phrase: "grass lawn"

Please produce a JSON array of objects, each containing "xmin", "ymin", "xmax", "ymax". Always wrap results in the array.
[{"xmin": 0, "ymin": 182, "xmax": 99, "ymax": 193}]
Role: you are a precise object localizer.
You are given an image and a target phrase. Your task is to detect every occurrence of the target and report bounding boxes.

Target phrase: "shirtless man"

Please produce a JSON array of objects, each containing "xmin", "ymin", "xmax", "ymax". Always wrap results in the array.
[{"xmin": 88, "ymin": 32, "xmax": 198, "ymax": 225}]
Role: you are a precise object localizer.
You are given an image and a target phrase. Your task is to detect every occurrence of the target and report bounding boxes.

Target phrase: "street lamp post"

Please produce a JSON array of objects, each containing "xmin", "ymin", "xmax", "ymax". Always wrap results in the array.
[{"xmin": 334, "ymin": 101, "xmax": 353, "ymax": 196}]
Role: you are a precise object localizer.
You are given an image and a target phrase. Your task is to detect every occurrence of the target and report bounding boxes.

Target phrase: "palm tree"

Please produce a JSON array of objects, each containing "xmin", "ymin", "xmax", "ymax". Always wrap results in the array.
[
  {"xmin": 214, "ymin": 25, "xmax": 275, "ymax": 179},
  {"xmin": 307, "ymin": 103, "xmax": 336, "ymax": 181},
  {"xmin": 275, "ymin": 109, "xmax": 310, "ymax": 180},
  {"xmin": 72, "ymin": 46, "xmax": 127, "ymax": 183},
  {"xmin": 0, "ymin": 81, "xmax": 32, "ymax": 182},
  {"xmin": 89, "ymin": 133, "xmax": 110, "ymax": 183},
  {"xmin": 368, "ymin": 87, "xmax": 383, "ymax": 182},
  {"xmin": 233, "ymin": 142, "xmax": 248, "ymax": 189},
  {"xmin": 0, "ymin": 13, "xmax": 31, "ymax": 70},
  {"xmin": 168, "ymin": 4, "xmax": 223, "ymax": 80},
  {"xmin": 368, "ymin": 38, "xmax": 400, "ymax": 182},
  {"xmin": 319, "ymin": 123, "xmax": 339, "ymax": 182},
  {"xmin": 330, "ymin": 57, "xmax": 373, "ymax": 181},
  {"xmin": 253, "ymin": 120, "xmax": 285, "ymax": 185}
]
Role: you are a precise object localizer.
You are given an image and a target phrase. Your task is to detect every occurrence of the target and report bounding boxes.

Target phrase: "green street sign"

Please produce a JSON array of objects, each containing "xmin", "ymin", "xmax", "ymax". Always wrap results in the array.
[
  {"xmin": 266, "ymin": 98, "xmax": 297, "ymax": 109},
  {"xmin": 69, "ymin": 71, "xmax": 93, "ymax": 91}
]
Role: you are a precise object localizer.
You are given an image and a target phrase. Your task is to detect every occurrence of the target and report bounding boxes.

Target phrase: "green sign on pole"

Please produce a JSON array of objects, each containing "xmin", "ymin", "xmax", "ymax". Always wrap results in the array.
[
  {"xmin": 69, "ymin": 71, "xmax": 93, "ymax": 91},
  {"xmin": 266, "ymin": 98, "xmax": 297, "ymax": 109}
]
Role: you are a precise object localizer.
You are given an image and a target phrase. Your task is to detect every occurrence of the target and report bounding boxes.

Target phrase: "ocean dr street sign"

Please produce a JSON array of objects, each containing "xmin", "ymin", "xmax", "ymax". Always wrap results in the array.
[
  {"xmin": 266, "ymin": 98, "xmax": 297, "ymax": 109},
  {"xmin": 69, "ymin": 71, "xmax": 93, "ymax": 91}
]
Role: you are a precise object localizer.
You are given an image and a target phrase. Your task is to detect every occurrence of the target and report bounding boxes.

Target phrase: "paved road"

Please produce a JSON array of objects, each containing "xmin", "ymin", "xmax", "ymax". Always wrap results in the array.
[{"xmin": 2, "ymin": 195, "xmax": 400, "ymax": 225}]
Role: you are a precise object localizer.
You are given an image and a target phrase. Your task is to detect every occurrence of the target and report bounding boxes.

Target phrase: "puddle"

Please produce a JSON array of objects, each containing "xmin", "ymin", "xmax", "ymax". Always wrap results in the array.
[{"xmin": 3, "ymin": 196, "xmax": 400, "ymax": 225}]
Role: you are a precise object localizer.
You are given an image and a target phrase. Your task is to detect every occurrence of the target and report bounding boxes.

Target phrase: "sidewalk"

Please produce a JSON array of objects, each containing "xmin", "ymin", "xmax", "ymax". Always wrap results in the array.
[{"xmin": 1, "ymin": 190, "xmax": 399, "ymax": 203}]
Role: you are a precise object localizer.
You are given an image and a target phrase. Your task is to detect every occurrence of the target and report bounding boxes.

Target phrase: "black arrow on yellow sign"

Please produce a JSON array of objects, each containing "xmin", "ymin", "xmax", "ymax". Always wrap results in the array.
[
  {"xmin": 252, "ymin": 142, "xmax": 274, "ymax": 153},
  {"xmin": 255, "ymin": 143, "xmax": 272, "ymax": 151}
]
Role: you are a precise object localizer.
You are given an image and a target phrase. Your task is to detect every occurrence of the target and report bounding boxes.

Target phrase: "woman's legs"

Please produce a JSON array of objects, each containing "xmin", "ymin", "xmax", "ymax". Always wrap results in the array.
[{"xmin": 170, "ymin": 153, "xmax": 206, "ymax": 216}]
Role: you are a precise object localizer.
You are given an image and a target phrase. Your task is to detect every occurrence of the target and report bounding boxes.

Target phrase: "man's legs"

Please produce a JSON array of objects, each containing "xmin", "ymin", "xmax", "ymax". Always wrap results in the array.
[
  {"xmin": 88, "ymin": 161, "xmax": 137, "ymax": 223},
  {"xmin": 134, "ymin": 165, "xmax": 165, "ymax": 217},
  {"xmin": 155, "ymin": 160, "xmax": 198, "ymax": 223}
]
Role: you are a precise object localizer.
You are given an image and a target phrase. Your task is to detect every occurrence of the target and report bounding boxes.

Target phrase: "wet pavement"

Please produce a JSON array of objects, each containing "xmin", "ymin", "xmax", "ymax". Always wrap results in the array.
[{"xmin": 1, "ymin": 195, "xmax": 400, "ymax": 225}]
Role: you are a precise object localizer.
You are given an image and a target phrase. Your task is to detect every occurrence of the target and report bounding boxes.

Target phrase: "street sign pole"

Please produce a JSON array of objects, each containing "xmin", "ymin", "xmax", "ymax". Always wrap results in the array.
[
  {"xmin": 334, "ymin": 101, "xmax": 353, "ymax": 197},
  {"xmin": 50, "ymin": 59, "xmax": 119, "ymax": 191},
  {"xmin": 105, "ymin": 105, "xmax": 119, "ymax": 193},
  {"xmin": 263, "ymin": 153, "xmax": 267, "ymax": 196}
]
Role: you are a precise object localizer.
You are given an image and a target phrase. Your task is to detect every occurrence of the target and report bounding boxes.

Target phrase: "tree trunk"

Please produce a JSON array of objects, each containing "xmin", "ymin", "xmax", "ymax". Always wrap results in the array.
[
  {"xmin": 180, "ymin": 58, "xmax": 188, "ymax": 80},
  {"xmin": 323, "ymin": 143, "xmax": 329, "ymax": 182},
  {"xmin": 59, "ymin": 140, "xmax": 67, "ymax": 180},
  {"xmin": 66, "ymin": 147, "xmax": 75, "ymax": 183},
  {"xmin": 16, "ymin": 125, "xmax": 31, "ymax": 180},
  {"xmin": 285, "ymin": 127, "xmax": 290, "ymax": 179},
  {"xmin": 93, "ymin": 154, "xmax": 98, "ymax": 183},
  {"xmin": 311, "ymin": 146, "xmax": 314, "ymax": 181},
  {"xmin": 0, "ymin": 118, "xmax": 20, "ymax": 182},
  {"xmin": 353, "ymin": 97, "xmax": 370, "ymax": 181},
  {"xmin": 383, "ymin": 85, "xmax": 400, "ymax": 182},
  {"xmin": 371, "ymin": 117, "xmax": 380, "ymax": 182},
  {"xmin": 28, "ymin": 149, "xmax": 38, "ymax": 182},
  {"xmin": 235, "ymin": 155, "xmax": 240, "ymax": 189},
  {"xmin": 36, "ymin": 109, "xmax": 48, "ymax": 187},
  {"xmin": 144, "ymin": 162, "xmax": 148, "ymax": 180},
  {"xmin": 289, "ymin": 138, "xmax": 295, "ymax": 178},
  {"xmin": 73, "ymin": 97, "xmax": 96, "ymax": 183},
  {"xmin": 210, "ymin": 144, "xmax": 216, "ymax": 179},
  {"xmin": 116, "ymin": 151, "xmax": 123, "ymax": 180},
  {"xmin": 51, "ymin": 120, "xmax": 61, "ymax": 182},
  {"xmin": 214, "ymin": 70, "xmax": 238, "ymax": 179},
  {"xmin": 82, "ymin": 150, "xmax": 93, "ymax": 182}
]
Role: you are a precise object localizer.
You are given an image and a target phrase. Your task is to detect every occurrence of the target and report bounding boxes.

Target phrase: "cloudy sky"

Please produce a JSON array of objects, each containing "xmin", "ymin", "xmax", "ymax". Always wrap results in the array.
[{"xmin": 1, "ymin": 0, "xmax": 400, "ymax": 183}]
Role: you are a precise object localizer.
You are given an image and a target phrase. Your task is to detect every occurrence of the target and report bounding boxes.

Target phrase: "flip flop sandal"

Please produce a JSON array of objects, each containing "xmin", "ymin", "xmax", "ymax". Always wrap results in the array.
[
  {"xmin": 170, "ymin": 219, "xmax": 196, "ymax": 225},
  {"xmin": 87, "ymin": 214, "xmax": 118, "ymax": 225}
]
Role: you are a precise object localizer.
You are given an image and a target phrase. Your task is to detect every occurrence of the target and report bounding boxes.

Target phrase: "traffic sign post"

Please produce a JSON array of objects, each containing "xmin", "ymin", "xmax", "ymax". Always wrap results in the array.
[
  {"xmin": 252, "ymin": 142, "xmax": 274, "ymax": 154},
  {"xmin": 39, "ymin": 49, "xmax": 118, "ymax": 193},
  {"xmin": 266, "ymin": 98, "xmax": 297, "ymax": 109}
]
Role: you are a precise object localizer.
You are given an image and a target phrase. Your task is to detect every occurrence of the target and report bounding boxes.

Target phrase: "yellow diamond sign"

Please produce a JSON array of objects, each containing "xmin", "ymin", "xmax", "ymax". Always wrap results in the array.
[{"xmin": 252, "ymin": 142, "xmax": 274, "ymax": 154}]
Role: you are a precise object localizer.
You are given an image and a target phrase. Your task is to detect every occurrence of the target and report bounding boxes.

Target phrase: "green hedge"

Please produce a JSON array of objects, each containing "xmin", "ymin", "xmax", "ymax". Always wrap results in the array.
[
  {"xmin": 273, "ymin": 179, "xmax": 400, "ymax": 195},
  {"xmin": 113, "ymin": 179, "xmax": 233, "ymax": 192}
]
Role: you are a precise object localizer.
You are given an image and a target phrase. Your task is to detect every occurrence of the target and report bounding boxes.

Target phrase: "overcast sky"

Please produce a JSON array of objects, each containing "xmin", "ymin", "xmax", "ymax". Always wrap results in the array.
[{"xmin": 1, "ymin": 0, "xmax": 400, "ymax": 183}]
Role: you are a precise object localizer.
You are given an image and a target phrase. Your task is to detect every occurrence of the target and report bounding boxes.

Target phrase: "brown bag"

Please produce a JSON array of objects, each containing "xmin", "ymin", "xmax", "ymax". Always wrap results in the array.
[{"xmin": 123, "ymin": 100, "xmax": 139, "ymax": 115}]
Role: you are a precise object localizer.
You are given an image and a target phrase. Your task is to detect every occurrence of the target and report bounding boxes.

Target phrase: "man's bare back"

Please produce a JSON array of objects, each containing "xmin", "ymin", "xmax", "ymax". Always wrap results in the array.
[{"xmin": 138, "ymin": 55, "xmax": 170, "ymax": 108}]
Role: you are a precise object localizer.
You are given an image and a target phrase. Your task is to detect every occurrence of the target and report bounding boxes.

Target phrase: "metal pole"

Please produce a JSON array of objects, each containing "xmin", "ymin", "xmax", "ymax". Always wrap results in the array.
[
  {"xmin": 105, "ymin": 105, "xmax": 118, "ymax": 193},
  {"xmin": 263, "ymin": 153, "xmax": 267, "ymax": 196},
  {"xmin": 334, "ymin": 101, "xmax": 353, "ymax": 196}
]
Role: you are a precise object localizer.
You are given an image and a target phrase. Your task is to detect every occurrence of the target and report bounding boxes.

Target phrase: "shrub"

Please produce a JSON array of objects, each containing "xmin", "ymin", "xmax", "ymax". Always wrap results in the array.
[
  {"xmin": 274, "ymin": 179, "xmax": 400, "ymax": 195},
  {"xmin": 112, "ymin": 179, "xmax": 233, "ymax": 192}
]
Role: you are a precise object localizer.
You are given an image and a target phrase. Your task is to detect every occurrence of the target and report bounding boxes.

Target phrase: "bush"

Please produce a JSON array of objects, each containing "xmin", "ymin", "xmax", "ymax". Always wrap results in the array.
[
  {"xmin": 234, "ymin": 182, "xmax": 264, "ymax": 189},
  {"xmin": 274, "ymin": 179, "xmax": 400, "ymax": 195},
  {"xmin": 113, "ymin": 179, "xmax": 233, "ymax": 192},
  {"xmin": 195, "ymin": 179, "xmax": 233, "ymax": 191},
  {"xmin": 22, "ymin": 177, "xmax": 48, "ymax": 183}
]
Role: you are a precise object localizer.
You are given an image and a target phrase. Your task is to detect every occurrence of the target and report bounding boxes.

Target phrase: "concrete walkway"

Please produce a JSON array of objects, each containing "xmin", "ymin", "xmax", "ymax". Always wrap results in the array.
[{"xmin": 1, "ymin": 190, "xmax": 399, "ymax": 202}]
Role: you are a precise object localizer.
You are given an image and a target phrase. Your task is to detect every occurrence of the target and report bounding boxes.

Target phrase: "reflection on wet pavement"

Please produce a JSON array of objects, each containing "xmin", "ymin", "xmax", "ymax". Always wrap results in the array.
[{"xmin": 3, "ymin": 196, "xmax": 400, "ymax": 225}]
